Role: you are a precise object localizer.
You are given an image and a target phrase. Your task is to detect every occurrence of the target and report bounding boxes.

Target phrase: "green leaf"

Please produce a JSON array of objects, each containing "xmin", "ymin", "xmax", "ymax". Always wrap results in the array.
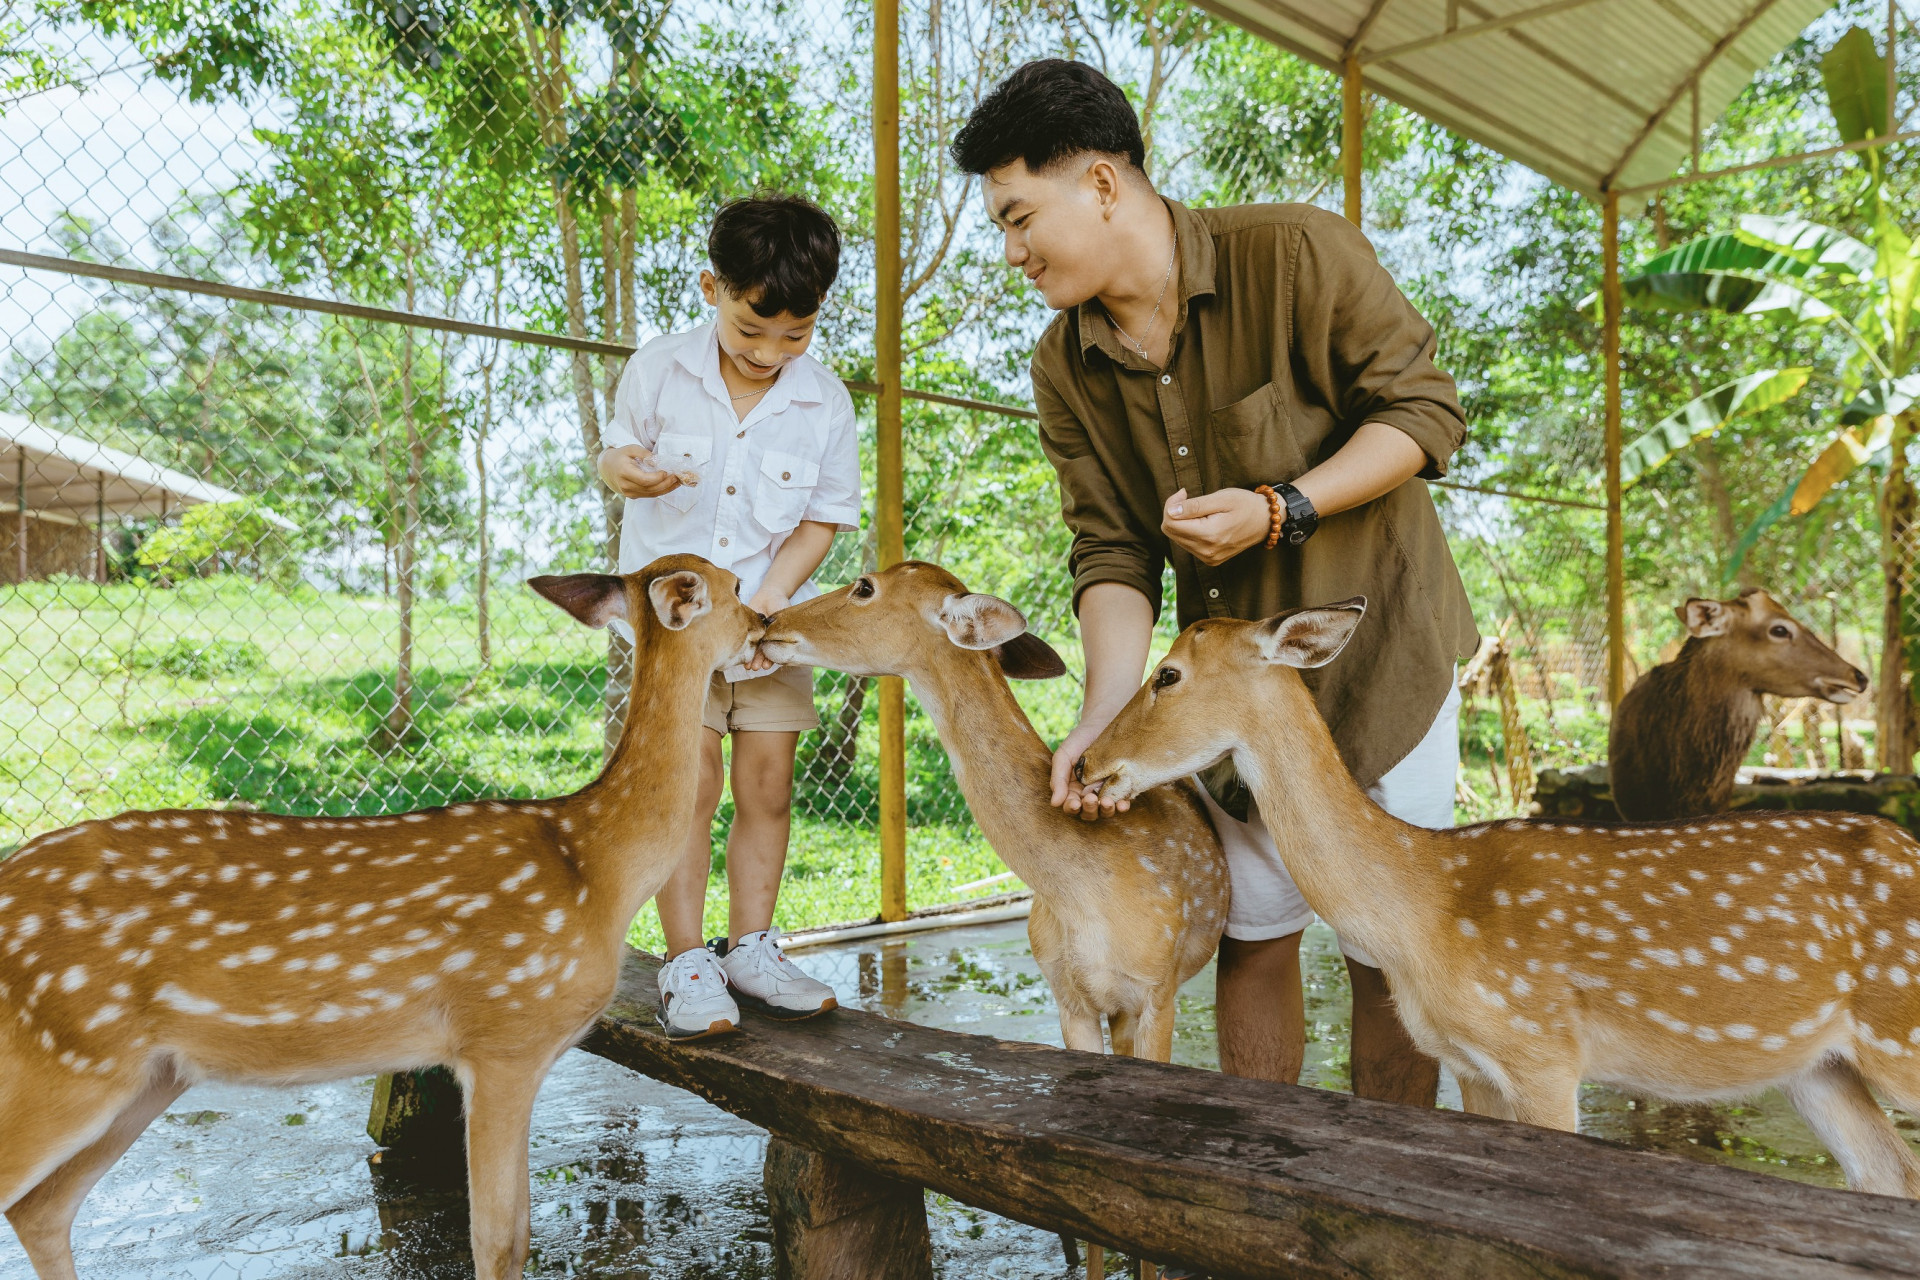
[
  {"xmin": 1789, "ymin": 427, "xmax": 1873, "ymax": 515},
  {"xmin": 1840, "ymin": 374, "xmax": 1920, "ymax": 423},
  {"xmin": 1737, "ymin": 216, "xmax": 1877, "ymax": 280},
  {"xmin": 1822, "ymin": 25, "xmax": 1891, "ymax": 148},
  {"xmin": 1637, "ymin": 232, "xmax": 1821, "ymax": 280},
  {"xmin": 1621, "ymin": 368, "xmax": 1812, "ymax": 485},
  {"xmin": 1722, "ymin": 481, "xmax": 1797, "ymax": 591},
  {"xmin": 1617, "ymin": 271, "xmax": 1831, "ymax": 319}
]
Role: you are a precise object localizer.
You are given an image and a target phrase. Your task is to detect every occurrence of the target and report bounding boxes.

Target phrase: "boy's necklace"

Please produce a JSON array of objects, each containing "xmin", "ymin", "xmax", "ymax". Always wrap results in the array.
[
  {"xmin": 1106, "ymin": 235, "xmax": 1177, "ymax": 360},
  {"xmin": 729, "ymin": 386, "xmax": 767, "ymax": 401}
]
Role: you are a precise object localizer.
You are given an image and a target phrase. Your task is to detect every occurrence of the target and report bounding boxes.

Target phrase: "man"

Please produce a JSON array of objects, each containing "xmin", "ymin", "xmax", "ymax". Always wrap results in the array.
[{"xmin": 951, "ymin": 59, "xmax": 1478, "ymax": 1104}]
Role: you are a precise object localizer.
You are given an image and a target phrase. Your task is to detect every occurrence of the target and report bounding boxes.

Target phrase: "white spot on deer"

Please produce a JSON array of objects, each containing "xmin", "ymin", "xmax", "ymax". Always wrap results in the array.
[
  {"xmin": 1716, "ymin": 964, "xmax": 1745, "ymax": 983},
  {"xmin": 501, "ymin": 863, "xmax": 538, "ymax": 892},
  {"xmin": 1457, "ymin": 918, "xmax": 1478, "ymax": 937},
  {"xmin": 1683, "ymin": 947, "xmax": 1706, "ymax": 966},
  {"xmin": 58, "ymin": 966, "xmax": 87, "ymax": 992},
  {"xmin": 503, "ymin": 933, "xmax": 524, "ymax": 948},
  {"xmin": 542, "ymin": 909, "xmax": 566, "ymax": 934},
  {"xmin": 155, "ymin": 983, "xmax": 221, "ymax": 1015},
  {"xmin": 1838, "ymin": 971, "xmax": 1858, "ymax": 992},
  {"xmin": 442, "ymin": 949, "xmax": 476, "ymax": 972},
  {"xmin": 1775, "ymin": 964, "xmax": 1800, "ymax": 982}
]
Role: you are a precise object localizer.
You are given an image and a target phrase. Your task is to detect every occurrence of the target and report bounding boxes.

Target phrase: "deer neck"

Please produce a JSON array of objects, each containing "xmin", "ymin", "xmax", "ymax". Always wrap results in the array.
[
  {"xmin": 903, "ymin": 650, "xmax": 1079, "ymax": 899},
  {"xmin": 1227, "ymin": 673, "xmax": 1447, "ymax": 969},
  {"xmin": 560, "ymin": 631, "xmax": 714, "ymax": 928}
]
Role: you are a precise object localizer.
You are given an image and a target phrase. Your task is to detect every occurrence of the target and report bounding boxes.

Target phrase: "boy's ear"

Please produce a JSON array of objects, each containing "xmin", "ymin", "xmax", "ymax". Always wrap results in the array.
[
  {"xmin": 649, "ymin": 570, "xmax": 711, "ymax": 630},
  {"xmin": 528, "ymin": 574, "xmax": 627, "ymax": 629}
]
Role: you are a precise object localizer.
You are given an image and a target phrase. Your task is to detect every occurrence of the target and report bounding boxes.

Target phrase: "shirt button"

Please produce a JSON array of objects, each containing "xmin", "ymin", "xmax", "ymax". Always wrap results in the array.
[
  {"xmin": 781, "ymin": 471, "xmax": 791, "ymax": 481},
  {"xmin": 1176, "ymin": 446, "xmax": 1189, "ymax": 457},
  {"xmin": 719, "ymin": 537, "xmax": 729, "ymax": 547},
  {"xmin": 1208, "ymin": 588, "xmax": 1220, "ymax": 599},
  {"xmin": 1160, "ymin": 374, "xmax": 1172, "ymax": 385},
  {"xmin": 736, "ymin": 430, "xmax": 745, "ymax": 438}
]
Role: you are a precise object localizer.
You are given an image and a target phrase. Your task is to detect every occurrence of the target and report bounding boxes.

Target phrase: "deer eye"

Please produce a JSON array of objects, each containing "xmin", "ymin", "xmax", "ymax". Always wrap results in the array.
[
  {"xmin": 851, "ymin": 577, "xmax": 875, "ymax": 600},
  {"xmin": 1769, "ymin": 623, "xmax": 1792, "ymax": 640},
  {"xmin": 1153, "ymin": 666, "xmax": 1181, "ymax": 690}
]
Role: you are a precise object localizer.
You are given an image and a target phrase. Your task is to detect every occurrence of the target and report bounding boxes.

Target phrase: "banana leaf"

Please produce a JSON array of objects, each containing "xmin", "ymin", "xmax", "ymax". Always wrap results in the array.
[
  {"xmin": 1788, "ymin": 414, "xmax": 1896, "ymax": 516},
  {"xmin": 1620, "ymin": 368, "xmax": 1812, "ymax": 486},
  {"xmin": 1738, "ymin": 215, "xmax": 1876, "ymax": 279},
  {"xmin": 1839, "ymin": 374, "xmax": 1920, "ymax": 423},
  {"xmin": 1822, "ymin": 25, "xmax": 1891, "ymax": 150},
  {"xmin": 1721, "ymin": 480, "xmax": 1797, "ymax": 590},
  {"xmin": 1617, "ymin": 273, "xmax": 1832, "ymax": 319}
]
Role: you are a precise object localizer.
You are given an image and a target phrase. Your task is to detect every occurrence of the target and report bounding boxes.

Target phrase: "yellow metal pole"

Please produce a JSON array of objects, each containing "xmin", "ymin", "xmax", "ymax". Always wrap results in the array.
[
  {"xmin": 874, "ymin": 0, "xmax": 907, "ymax": 923},
  {"xmin": 1342, "ymin": 56, "xmax": 1363, "ymax": 226},
  {"xmin": 1602, "ymin": 189, "xmax": 1626, "ymax": 708}
]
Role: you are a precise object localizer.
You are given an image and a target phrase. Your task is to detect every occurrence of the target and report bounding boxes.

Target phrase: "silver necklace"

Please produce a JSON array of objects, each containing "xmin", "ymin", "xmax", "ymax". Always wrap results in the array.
[
  {"xmin": 729, "ymin": 386, "xmax": 768, "ymax": 401},
  {"xmin": 1107, "ymin": 234, "xmax": 1177, "ymax": 358}
]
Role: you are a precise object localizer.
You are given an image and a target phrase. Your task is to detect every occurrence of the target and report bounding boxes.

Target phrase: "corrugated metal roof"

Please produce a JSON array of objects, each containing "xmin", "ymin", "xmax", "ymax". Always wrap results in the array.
[
  {"xmin": 1188, "ymin": 0, "xmax": 1837, "ymax": 197},
  {"xmin": 0, "ymin": 413, "xmax": 296, "ymax": 529}
]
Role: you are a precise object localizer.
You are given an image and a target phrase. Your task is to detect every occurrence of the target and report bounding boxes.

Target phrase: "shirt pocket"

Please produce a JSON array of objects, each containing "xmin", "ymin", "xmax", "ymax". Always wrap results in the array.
[
  {"xmin": 1209, "ymin": 380, "xmax": 1308, "ymax": 486},
  {"xmin": 652, "ymin": 430, "xmax": 711, "ymax": 513},
  {"xmin": 753, "ymin": 450, "xmax": 819, "ymax": 533}
]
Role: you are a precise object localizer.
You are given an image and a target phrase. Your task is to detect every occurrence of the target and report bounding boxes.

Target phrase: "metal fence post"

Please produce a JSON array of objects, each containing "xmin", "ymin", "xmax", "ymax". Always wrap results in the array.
[
  {"xmin": 874, "ymin": 0, "xmax": 907, "ymax": 923},
  {"xmin": 1342, "ymin": 57, "xmax": 1363, "ymax": 226},
  {"xmin": 1602, "ymin": 188, "xmax": 1625, "ymax": 708}
]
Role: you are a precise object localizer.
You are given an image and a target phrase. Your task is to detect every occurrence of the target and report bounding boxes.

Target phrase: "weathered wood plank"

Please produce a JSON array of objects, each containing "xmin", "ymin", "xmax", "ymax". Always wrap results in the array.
[
  {"xmin": 763, "ymin": 1137, "xmax": 934, "ymax": 1280},
  {"xmin": 580, "ymin": 949, "xmax": 1920, "ymax": 1280}
]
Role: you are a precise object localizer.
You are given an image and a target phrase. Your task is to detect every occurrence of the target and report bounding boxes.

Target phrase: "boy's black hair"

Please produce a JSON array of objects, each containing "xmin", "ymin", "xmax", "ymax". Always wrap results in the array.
[
  {"xmin": 950, "ymin": 59, "xmax": 1145, "ymax": 177},
  {"xmin": 708, "ymin": 194, "xmax": 842, "ymax": 319}
]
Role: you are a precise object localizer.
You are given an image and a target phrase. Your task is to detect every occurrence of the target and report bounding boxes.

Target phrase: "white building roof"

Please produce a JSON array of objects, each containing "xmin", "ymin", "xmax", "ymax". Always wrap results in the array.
[{"xmin": 0, "ymin": 413, "xmax": 295, "ymax": 528}]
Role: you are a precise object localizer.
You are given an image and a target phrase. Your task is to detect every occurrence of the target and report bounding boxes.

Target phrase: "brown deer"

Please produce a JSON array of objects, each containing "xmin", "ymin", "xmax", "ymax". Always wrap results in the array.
[
  {"xmin": 0, "ymin": 555, "xmax": 765, "ymax": 1279},
  {"xmin": 1611, "ymin": 588, "xmax": 1868, "ymax": 821},
  {"xmin": 1081, "ymin": 598, "xmax": 1920, "ymax": 1197},
  {"xmin": 760, "ymin": 562, "xmax": 1228, "ymax": 1064}
]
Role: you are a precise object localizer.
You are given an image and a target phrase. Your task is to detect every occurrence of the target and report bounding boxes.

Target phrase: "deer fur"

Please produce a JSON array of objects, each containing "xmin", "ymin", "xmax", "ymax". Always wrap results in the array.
[
  {"xmin": 1082, "ymin": 599, "xmax": 1920, "ymax": 1197},
  {"xmin": 1611, "ymin": 588, "xmax": 1868, "ymax": 821},
  {"xmin": 0, "ymin": 554, "xmax": 766, "ymax": 1279},
  {"xmin": 761, "ymin": 561, "xmax": 1228, "ymax": 1062}
]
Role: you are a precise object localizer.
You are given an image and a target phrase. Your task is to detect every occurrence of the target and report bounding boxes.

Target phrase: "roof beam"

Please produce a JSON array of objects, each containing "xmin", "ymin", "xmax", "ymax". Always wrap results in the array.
[
  {"xmin": 1605, "ymin": 0, "xmax": 1786, "ymax": 189},
  {"xmin": 1345, "ymin": 0, "xmax": 1396, "ymax": 59},
  {"xmin": 1359, "ymin": 0, "xmax": 1612, "ymax": 65}
]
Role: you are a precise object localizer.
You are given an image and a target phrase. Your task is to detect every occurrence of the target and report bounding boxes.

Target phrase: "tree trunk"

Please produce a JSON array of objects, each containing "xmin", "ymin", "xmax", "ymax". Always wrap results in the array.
[
  {"xmin": 476, "ymin": 260, "xmax": 504, "ymax": 672},
  {"xmin": 387, "ymin": 254, "xmax": 423, "ymax": 744},
  {"xmin": 1878, "ymin": 415, "xmax": 1916, "ymax": 772},
  {"xmin": 1695, "ymin": 437, "xmax": 1740, "ymax": 584}
]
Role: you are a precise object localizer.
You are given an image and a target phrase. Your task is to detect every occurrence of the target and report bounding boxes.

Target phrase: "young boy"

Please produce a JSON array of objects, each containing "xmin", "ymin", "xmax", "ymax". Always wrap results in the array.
[{"xmin": 598, "ymin": 194, "xmax": 860, "ymax": 1040}]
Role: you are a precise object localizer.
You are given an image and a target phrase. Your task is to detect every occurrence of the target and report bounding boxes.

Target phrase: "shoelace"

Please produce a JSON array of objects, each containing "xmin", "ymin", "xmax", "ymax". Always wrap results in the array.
[
  {"xmin": 752, "ymin": 927, "xmax": 798, "ymax": 974},
  {"xmin": 669, "ymin": 948, "xmax": 729, "ymax": 999}
]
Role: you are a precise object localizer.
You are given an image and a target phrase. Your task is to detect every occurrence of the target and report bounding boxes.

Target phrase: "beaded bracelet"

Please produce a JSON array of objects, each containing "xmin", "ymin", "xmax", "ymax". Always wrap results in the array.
[{"xmin": 1254, "ymin": 484, "xmax": 1284, "ymax": 550}]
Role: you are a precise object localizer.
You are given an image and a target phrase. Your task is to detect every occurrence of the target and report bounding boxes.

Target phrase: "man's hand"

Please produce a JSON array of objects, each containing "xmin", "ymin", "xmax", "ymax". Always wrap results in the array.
[
  {"xmin": 600, "ymin": 445, "xmax": 690, "ymax": 499},
  {"xmin": 1049, "ymin": 716, "xmax": 1132, "ymax": 822},
  {"xmin": 1161, "ymin": 486, "xmax": 1270, "ymax": 566},
  {"xmin": 743, "ymin": 586, "xmax": 791, "ymax": 670}
]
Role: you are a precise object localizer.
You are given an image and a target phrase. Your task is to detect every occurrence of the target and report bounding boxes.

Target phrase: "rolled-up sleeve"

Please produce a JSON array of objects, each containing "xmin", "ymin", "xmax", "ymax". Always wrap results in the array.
[
  {"xmin": 1033, "ymin": 363, "xmax": 1165, "ymax": 620},
  {"xmin": 1292, "ymin": 209, "xmax": 1467, "ymax": 479},
  {"xmin": 802, "ymin": 386, "xmax": 862, "ymax": 532}
]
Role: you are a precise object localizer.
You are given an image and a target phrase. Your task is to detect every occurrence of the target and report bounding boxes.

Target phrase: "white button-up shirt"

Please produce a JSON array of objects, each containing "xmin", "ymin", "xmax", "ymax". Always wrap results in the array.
[{"xmin": 602, "ymin": 321, "xmax": 861, "ymax": 679}]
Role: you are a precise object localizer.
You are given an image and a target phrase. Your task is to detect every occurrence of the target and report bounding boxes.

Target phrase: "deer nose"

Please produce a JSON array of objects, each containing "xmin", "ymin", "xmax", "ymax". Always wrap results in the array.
[
  {"xmin": 757, "ymin": 613, "xmax": 773, "ymax": 627},
  {"xmin": 1073, "ymin": 757, "xmax": 1086, "ymax": 784}
]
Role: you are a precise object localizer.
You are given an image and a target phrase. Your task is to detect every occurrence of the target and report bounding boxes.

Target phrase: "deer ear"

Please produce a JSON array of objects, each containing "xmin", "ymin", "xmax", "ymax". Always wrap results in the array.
[
  {"xmin": 1253, "ymin": 596, "xmax": 1366, "ymax": 669},
  {"xmin": 648, "ymin": 570, "xmax": 711, "ymax": 631},
  {"xmin": 994, "ymin": 632, "xmax": 1069, "ymax": 680},
  {"xmin": 528, "ymin": 574, "xmax": 627, "ymax": 629},
  {"xmin": 937, "ymin": 592, "xmax": 1028, "ymax": 650},
  {"xmin": 1680, "ymin": 598, "xmax": 1730, "ymax": 638}
]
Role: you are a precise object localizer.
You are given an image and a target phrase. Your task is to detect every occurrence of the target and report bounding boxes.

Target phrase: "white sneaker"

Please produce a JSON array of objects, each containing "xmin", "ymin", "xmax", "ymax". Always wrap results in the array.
[
  {"xmin": 720, "ymin": 928, "xmax": 838, "ymax": 1020},
  {"xmin": 656, "ymin": 947, "xmax": 739, "ymax": 1041}
]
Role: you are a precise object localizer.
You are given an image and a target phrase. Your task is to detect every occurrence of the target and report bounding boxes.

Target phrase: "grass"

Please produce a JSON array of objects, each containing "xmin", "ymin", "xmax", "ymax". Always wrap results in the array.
[{"xmin": 0, "ymin": 574, "xmax": 1040, "ymax": 952}]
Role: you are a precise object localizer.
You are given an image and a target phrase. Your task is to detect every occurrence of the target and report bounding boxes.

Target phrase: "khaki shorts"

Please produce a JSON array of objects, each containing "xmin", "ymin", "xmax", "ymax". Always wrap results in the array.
[{"xmin": 701, "ymin": 663, "xmax": 819, "ymax": 736}]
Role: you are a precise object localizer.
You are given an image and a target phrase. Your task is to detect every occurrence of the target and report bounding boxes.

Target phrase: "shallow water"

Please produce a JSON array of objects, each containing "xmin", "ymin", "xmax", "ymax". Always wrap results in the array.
[{"xmin": 0, "ymin": 919, "xmax": 1903, "ymax": 1278}]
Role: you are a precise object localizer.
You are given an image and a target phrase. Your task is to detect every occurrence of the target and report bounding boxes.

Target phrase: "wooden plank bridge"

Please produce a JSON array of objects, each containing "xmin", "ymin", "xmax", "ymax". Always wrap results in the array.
[{"xmin": 553, "ymin": 950, "xmax": 1920, "ymax": 1279}]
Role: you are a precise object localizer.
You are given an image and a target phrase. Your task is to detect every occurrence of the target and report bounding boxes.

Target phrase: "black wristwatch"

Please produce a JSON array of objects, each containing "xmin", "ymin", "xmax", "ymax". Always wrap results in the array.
[{"xmin": 1272, "ymin": 480, "xmax": 1319, "ymax": 546}]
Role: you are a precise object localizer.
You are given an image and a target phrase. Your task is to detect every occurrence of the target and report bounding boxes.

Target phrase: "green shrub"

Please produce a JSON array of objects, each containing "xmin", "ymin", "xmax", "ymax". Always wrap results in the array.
[{"xmin": 113, "ymin": 637, "xmax": 270, "ymax": 679}]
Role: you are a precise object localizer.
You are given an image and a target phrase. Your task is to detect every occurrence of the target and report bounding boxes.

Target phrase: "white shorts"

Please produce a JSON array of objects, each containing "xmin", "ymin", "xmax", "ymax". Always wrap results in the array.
[{"xmin": 1201, "ymin": 677, "xmax": 1460, "ymax": 968}]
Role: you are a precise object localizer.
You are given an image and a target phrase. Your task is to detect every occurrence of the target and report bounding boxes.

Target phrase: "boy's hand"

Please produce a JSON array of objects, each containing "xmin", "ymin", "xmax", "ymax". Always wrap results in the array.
[
  {"xmin": 600, "ymin": 445, "xmax": 691, "ymax": 499},
  {"xmin": 743, "ymin": 586, "xmax": 791, "ymax": 670}
]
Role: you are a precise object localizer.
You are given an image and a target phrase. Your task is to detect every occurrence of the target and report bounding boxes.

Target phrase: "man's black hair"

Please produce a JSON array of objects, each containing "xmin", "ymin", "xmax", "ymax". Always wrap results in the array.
[
  {"xmin": 708, "ymin": 194, "xmax": 842, "ymax": 318},
  {"xmin": 950, "ymin": 59, "xmax": 1145, "ymax": 177}
]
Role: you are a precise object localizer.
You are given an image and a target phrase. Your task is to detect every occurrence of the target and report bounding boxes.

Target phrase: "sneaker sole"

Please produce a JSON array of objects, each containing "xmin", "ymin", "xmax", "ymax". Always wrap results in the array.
[
  {"xmin": 655, "ymin": 1010, "xmax": 738, "ymax": 1041},
  {"xmin": 734, "ymin": 991, "xmax": 838, "ymax": 1021}
]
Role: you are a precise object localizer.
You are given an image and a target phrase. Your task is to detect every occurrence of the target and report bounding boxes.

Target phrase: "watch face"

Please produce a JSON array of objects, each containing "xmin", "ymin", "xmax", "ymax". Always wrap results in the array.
[{"xmin": 1288, "ymin": 528, "xmax": 1307, "ymax": 545}]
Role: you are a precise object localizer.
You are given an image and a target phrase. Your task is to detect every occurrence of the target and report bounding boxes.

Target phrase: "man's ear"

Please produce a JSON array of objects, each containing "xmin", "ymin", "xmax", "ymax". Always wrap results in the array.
[
  {"xmin": 1253, "ymin": 596, "xmax": 1366, "ymax": 669},
  {"xmin": 648, "ymin": 570, "xmax": 711, "ymax": 631},
  {"xmin": 937, "ymin": 592, "xmax": 1028, "ymax": 650},
  {"xmin": 528, "ymin": 574, "xmax": 627, "ymax": 630},
  {"xmin": 1679, "ymin": 598, "xmax": 1730, "ymax": 638},
  {"xmin": 994, "ymin": 632, "xmax": 1069, "ymax": 681}
]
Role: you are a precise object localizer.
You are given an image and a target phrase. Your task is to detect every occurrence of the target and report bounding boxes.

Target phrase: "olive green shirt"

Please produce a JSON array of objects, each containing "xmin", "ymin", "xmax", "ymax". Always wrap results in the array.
[{"xmin": 1032, "ymin": 199, "xmax": 1480, "ymax": 791}]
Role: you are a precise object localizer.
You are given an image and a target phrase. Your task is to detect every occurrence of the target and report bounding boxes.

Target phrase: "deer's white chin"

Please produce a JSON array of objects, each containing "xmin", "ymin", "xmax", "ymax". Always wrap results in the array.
[
  {"xmin": 757, "ymin": 639, "xmax": 800, "ymax": 665},
  {"xmin": 1819, "ymin": 686, "xmax": 1859, "ymax": 706}
]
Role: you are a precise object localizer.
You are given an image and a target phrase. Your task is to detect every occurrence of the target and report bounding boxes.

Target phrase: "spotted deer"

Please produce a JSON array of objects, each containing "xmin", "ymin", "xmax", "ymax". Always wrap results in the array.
[
  {"xmin": 1611, "ymin": 587, "xmax": 1868, "ymax": 821},
  {"xmin": 1081, "ymin": 598, "xmax": 1920, "ymax": 1197},
  {"xmin": 760, "ymin": 561, "xmax": 1228, "ymax": 1063},
  {"xmin": 0, "ymin": 555, "xmax": 765, "ymax": 1279}
]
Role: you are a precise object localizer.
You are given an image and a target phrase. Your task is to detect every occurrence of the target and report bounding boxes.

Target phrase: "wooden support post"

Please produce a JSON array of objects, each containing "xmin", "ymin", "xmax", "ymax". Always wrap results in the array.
[
  {"xmin": 94, "ymin": 473, "xmax": 105, "ymax": 583},
  {"xmin": 14, "ymin": 451, "xmax": 25, "ymax": 584},
  {"xmin": 366, "ymin": 1065, "xmax": 465, "ymax": 1177},
  {"xmin": 1342, "ymin": 56, "xmax": 1364, "ymax": 226},
  {"xmin": 1602, "ymin": 189, "xmax": 1626, "ymax": 708},
  {"xmin": 874, "ymin": 0, "xmax": 907, "ymax": 923},
  {"xmin": 764, "ymin": 1137, "xmax": 932, "ymax": 1280}
]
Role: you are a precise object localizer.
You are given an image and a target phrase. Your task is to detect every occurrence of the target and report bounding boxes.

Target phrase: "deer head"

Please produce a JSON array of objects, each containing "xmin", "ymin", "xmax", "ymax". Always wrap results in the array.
[
  {"xmin": 528, "ymin": 553, "xmax": 765, "ymax": 674},
  {"xmin": 1676, "ymin": 588, "xmax": 1867, "ymax": 704},
  {"xmin": 1080, "ymin": 599, "xmax": 1367, "ymax": 805},
  {"xmin": 758, "ymin": 561, "xmax": 1067, "ymax": 682}
]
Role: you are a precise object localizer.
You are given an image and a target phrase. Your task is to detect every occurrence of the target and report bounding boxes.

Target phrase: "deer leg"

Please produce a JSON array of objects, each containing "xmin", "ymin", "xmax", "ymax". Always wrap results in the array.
[
  {"xmin": 1129, "ymin": 992, "xmax": 1179, "ymax": 1064},
  {"xmin": 1502, "ymin": 1073, "xmax": 1580, "ymax": 1131},
  {"xmin": 1107, "ymin": 1010, "xmax": 1137, "ymax": 1058},
  {"xmin": 460, "ymin": 1056, "xmax": 551, "ymax": 1280},
  {"xmin": 5, "ymin": 1060, "xmax": 188, "ymax": 1280},
  {"xmin": 1057, "ymin": 1002, "xmax": 1106, "ymax": 1056},
  {"xmin": 1455, "ymin": 1071, "xmax": 1514, "ymax": 1120},
  {"xmin": 1781, "ymin": 1057, "xmax": 1920, "ymax": 1197}
]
